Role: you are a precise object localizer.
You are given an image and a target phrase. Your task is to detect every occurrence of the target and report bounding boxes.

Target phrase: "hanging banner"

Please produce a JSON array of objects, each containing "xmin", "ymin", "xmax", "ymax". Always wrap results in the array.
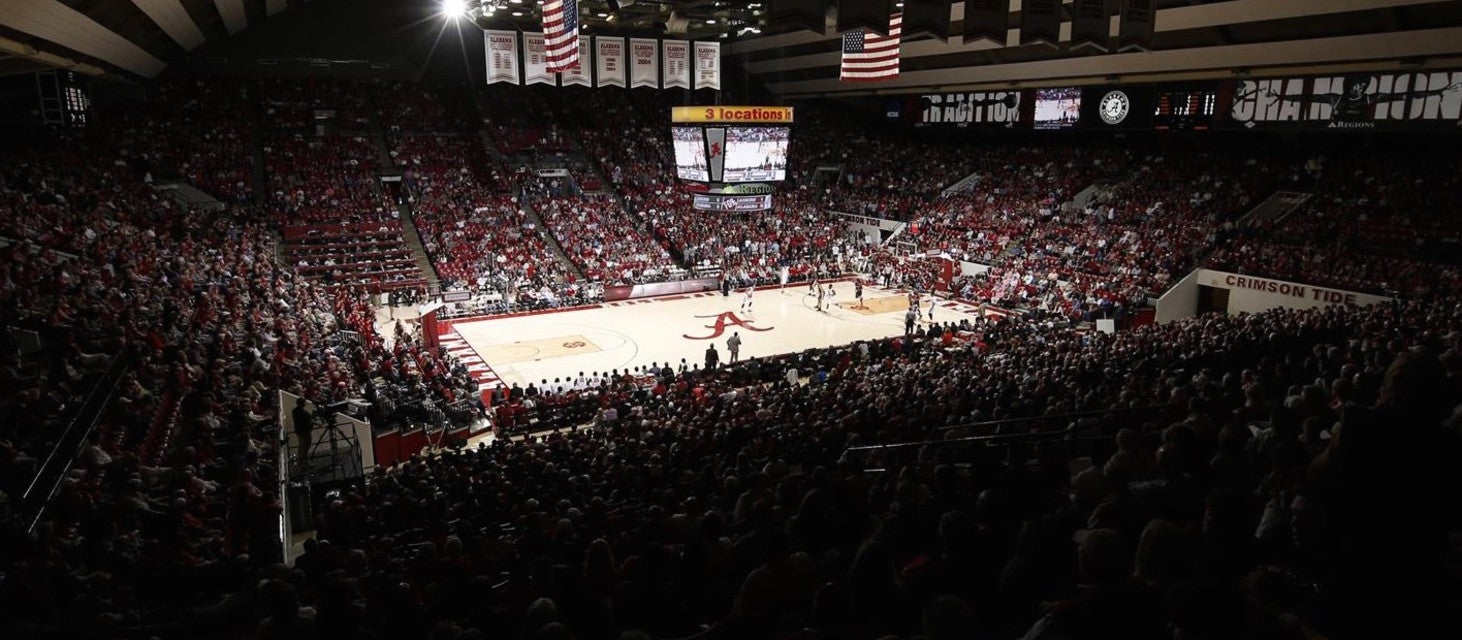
[
  {"xmin": 1070, "ymin": 0, "xmax": 1110, "ymax": 52},
  {"xmin": 629, "ymin": 38, "xmax": 660, "ymax": 89},
  {"xmin": 523, "ymin": 33, "xmax": 554, "ymax": 85},
  {"xmin": 1020, "ymin": 0, "xmax": 1060, "ymax": 48},
  {"xmin": 663, "ymin": 40, "xmax": 691, "ymax": 89},
  {"xmin": 914, "ymin": 91, "xmax": 1024, "ymax": 127},
  {"xmin": 484, "ymin": 30, "xmax": 520, "ymax": 85},
  {"xmin": 694, "ymin": 41, "xmax": 720, "ymax": 90},
  {"xmin": 1118, "ymin": 0, "xmax": 1157, "ymax": 52},
  {"xmin": 559, "ymin": 36, "xmax": 592, "ymax": 87},
  {"xmin": 1220, "ymin": 71, "xmax": 1462, "ymax": 130},
  {"xmin": 963, "ymin": 0, "xmax": 1009, "ymax": 46},
  {"xmin": 595, "ymin": 36, "xmax": 627, "ymax": 87}
]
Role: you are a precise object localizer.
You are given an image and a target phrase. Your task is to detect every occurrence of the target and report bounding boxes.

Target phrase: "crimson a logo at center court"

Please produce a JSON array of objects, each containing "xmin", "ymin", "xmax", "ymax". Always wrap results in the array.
[{"xmin": 682, "ymin": 312, "xmax": 774, "ymax": 340}]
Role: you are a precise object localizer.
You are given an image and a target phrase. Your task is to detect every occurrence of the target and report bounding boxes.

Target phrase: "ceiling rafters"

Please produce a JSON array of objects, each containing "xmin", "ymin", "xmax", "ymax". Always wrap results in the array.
[
  {"xmin": 132, "ymin": 0, "xmax": 207, "ymax": 50},
  {"xmin": 213, "ymin": 0, "xmax": 248, "ymax": 34},
  {"xmin": 0, "ymin": 0, "xmax": 166, "ymax": 76},
  {"xmin": 742, "ymin": 0, "xmax": 1454, "ymax": 72},
  {"xmin": 770, "ymin": 25, "xmax": 1462, "ymax": 96}
]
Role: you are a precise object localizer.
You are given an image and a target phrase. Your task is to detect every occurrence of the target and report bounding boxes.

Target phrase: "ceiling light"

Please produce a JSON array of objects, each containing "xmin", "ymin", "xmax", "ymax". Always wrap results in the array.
[
  {"xmin": 597, "ymin": 12, "xmax": 608, "ymax": 17},
  {"xmin": 441, "ymin": 0, "xmax": 467, "ymax": 19},
  {"xmin": 512, "ymin": 11, "xmax": 523, "ymax": 16}
]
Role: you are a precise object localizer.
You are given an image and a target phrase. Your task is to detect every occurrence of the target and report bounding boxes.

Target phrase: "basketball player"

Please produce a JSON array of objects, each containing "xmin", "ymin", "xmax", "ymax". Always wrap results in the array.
[
  {"xmin": 816, "ymin": 283, "xmax": 826, "ymax": 312},
  {"xmin": 909, "ymin": 291, "xmax": 922, "ymax": 321},
  {"xmin": 926, "ymin": 295, "xmax": 937, "ymax": 323},
  {"xmin": 826, "ymin": 283, "xmax": 837, "ymax": 308},
  {"xmin": 854, "ymin": 280, "xmax": 865, "ymax": 309},
  {"xmin": 741, "ymin": 285, "xmax": 755, "ymax": 313},
  {"xmin": 808, "ymin": 276, "xmax": 819, "ymax": 297}
]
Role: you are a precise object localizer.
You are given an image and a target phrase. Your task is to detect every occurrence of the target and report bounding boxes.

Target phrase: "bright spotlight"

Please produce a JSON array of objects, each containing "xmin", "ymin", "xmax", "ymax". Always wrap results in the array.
[{"xmin": 442, "ymin": 0, "xmax": 467, "ymax": 18}]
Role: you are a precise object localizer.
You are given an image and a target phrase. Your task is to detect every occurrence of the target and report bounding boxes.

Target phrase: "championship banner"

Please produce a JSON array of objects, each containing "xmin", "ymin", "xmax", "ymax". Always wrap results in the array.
[
  {"xmin": 629, "ymin": 38, "xmax": 660, "ymax": 88},
  {"xmin": 694, "ymin": 41, "xmax": 721, "ymax": 90},
  {"xmin": 915, "ymin": 91, "xmax": 1023, "ymax": 127},
  {"xmin": 1221, "ymin": 70, "xmax": 1462, "ymax": 130},
  {"xmin": 559, "ymin": 36, "xmax": 592, "ymax": 87},
  {"xmin": 963, "ymin": 0, "xmax": 1009, "ymax": 46},
  {"xmin": 1020, "ymin": 0, "xmax": 1060, "ymax": 48},
  {"xmin": 595, "ymin": 36, "xmax": 626, "ymax": 87},
  {"xmin": 523, "ymin": 33, "xmax": 555, "ymax": 85},
  {"xmin": 1118, "ymin": 0, "xmax": 1157, "ymax": 52},
  {"xmin": 900, "ymin": 0, "xmax": 950, "ymax": 41},
  {"xmin": 484, "ymin": 30, "xmax": 520, "ymax": 85},
  {"xmin": 663, "ymin": 40, "xmax": 691, "ymax": 89},
  {"xmin": 1070, "ymin": 0, "xmax": 1110, "ymax": 52}
]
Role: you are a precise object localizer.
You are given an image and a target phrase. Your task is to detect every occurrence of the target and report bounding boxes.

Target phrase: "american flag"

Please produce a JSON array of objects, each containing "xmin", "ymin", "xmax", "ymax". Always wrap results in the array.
[
  {"xmin": 840, "ymin": 13, "xmax": 902, "ymax": 82},
  {"xmin": 542, "ymin": 0, "xmax": 579, "ymax": 73}
]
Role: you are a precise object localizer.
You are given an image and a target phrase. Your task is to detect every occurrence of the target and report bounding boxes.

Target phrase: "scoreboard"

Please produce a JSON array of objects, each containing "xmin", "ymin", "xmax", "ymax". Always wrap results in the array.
[
  {"xmin": 670, "ymin": 106, "xmax": 793, "ymax": 212},
  {"xmin": 1153, "ymin": 89, "xmax": 1218, "ymax": 130}
]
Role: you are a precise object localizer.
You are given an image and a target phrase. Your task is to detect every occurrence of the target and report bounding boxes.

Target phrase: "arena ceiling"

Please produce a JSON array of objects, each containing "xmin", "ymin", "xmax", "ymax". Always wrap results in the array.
[{"xmin": 2, "ymin": 0, "xmax": 1461, "ymax": 99}]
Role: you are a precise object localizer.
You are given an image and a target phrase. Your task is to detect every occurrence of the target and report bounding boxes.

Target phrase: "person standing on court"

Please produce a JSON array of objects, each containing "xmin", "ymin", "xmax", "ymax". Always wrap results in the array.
[
  {"xmin": 905, "ymin": 308, "xmax": 917, "ymax": 336},
  {"xmin": 728, "ymin": 332, "xmax": 742, "ymax": 363},
  {"xmin": 705, "ymin": 344, "xmax": 720, "ymax": 370}
]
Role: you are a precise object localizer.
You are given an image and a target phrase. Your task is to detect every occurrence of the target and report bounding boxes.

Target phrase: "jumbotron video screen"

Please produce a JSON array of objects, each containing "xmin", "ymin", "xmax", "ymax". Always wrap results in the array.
[
  {"xmin": 669, "ymin": 106, "xmax": 793, "ymax": 211},
  {"xmin": 722, "ymin": 126, "xmax": 789, "ymax": 182}
]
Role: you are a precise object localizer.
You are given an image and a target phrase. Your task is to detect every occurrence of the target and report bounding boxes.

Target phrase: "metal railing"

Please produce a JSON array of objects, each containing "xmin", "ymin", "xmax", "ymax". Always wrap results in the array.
[
  {"xmin": 21, "ymin": 353, "xmax": 131, "ymax": 532},
  {"xmin": 842, "ymin": 405, "xmax": 1165, "ymax": 470}
]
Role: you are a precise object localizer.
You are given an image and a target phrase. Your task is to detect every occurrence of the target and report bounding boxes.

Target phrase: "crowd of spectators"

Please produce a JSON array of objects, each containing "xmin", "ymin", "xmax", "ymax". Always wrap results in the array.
[
  {"xmin": 4, "ymin": 79, "xmax": 1462, "ymax": 640},
  {"xmin": 374, "ymin": 80, "xmax": 463, "ymax": 134},
  {"xmin": 257, "ymin": 78, "xmax": 373, "ymax": 133},
  {"xmin": 529, "ymin": 191, "xmax": 682, "ymax": 285},
  {"xmin": 102, "ymin": 78, "xmax": 257, "ymax": 203},
  {"xmin": 393, "ymin": 133, "xmax": 587, "ymax": 307},
  {"xmin": 1209, "ymin": 148, "xmax": 1462, "ymax": 297},
  {"xmin": 0, "ymin": 129, "xmax": 479, "ymax": 636},
  {"xmin": 49, "ymin": 286, "xmax": 1451, "ymax": 640}
]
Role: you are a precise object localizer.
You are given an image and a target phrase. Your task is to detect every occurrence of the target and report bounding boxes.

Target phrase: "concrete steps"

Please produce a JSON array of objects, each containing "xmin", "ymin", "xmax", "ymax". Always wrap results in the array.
[
  {"xmin": 519, "ymin": 194, "xmax": 587, "ymax": 282},
  {"xmin": 395, "ymin": 203, "xmax": 441, "ymax": 291}
]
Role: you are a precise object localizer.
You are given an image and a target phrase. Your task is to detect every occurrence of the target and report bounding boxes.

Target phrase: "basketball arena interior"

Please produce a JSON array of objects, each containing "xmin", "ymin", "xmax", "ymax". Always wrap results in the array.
[{"xmin": 1, "ymin": 0, "xmax": 1460, "ymax": 638}]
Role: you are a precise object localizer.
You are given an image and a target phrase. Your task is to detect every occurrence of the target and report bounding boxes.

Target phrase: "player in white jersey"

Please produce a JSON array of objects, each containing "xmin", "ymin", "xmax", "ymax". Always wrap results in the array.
[
  {"xmin": 926, "ymin": 295, "xmax": 937, "ymax": 323},
  {"xmin": 741, "ymin": 286, "xmax": 755, "ymax": 312}
]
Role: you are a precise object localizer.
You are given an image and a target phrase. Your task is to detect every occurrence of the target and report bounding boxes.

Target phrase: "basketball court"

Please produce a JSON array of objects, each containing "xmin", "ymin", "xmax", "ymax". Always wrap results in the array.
[{"xmin": 439, "ymin": 284, "xmax": 995, "ymax": 390}]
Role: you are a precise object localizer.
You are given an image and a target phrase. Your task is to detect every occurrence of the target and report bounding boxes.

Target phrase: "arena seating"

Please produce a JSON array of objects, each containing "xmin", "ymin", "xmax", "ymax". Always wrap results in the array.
[
  {"xmin": 299, "ymin": 299, "xmax": 1461, "ymax": 640},
  {"xmin": 1209, "ymin": 149, "xmax": 1462, "ymax": 296},
  {"xmin": 264, "ymin": 124, "xmax": 424, "ymax": 291},
  {"xmin": 391, "ymin": 133, "xmax": 587, "ymax": 307},
  {"xmin": 0, "ymin": 129, "xmax": 478, "ymax": 633},
  {"xmin": 3, "ymin": 79, "xmax": 1460, "ymax": 640},
  {"xmin": 102, "ymin": 78, "xmax": 256, "ymax": 203},
  {"xmin": 529, "ymin": 191, "xmax": 682, "ymax": 284}
]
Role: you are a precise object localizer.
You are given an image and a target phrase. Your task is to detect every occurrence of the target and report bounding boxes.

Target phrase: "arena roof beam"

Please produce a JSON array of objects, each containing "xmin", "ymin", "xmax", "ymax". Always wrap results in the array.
[
  {"xmin": 741, "ymin": 0, "xmax": 1454, "ymax": 72},
  {"xmin": 0, "ymin": 0, "xmax": 166, "ymax": 76},
  {"xmin": 768, "ymin": 26, "xmax": 1462, "ymax": 96},
  {"xmin": 131, "ymin": 0, "xmax": 207, "ymax": 50},
  {"xmin": 212, "ymin": 0, "xmax": 248, "ymax": 35}
]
